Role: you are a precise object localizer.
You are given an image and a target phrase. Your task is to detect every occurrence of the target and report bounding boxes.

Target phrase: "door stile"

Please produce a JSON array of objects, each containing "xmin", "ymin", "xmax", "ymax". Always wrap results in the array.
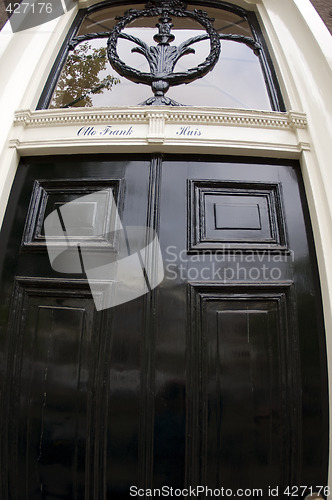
[{"xmin": 138, "ymin": 155, "xmax": 163, "ymax": 494}]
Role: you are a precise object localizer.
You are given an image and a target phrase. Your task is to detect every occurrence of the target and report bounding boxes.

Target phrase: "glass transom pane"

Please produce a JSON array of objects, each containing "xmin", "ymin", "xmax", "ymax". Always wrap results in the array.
[{"xmin": 49, "ymin": 3, "xmax": 272, "ymax": 110}]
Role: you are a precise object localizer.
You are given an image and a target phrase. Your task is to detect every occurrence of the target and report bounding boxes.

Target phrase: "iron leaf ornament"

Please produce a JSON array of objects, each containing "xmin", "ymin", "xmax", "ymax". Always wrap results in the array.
[{"xmin": 107, "ymin": 0, "xmax": 221, "ymax": 106}]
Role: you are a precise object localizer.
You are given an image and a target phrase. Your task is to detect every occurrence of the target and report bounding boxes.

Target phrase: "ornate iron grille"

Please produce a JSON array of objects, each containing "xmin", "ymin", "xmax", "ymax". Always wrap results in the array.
[{"xmin": 68, "ymin": 0, "xmax": 261, "ymax": 106}]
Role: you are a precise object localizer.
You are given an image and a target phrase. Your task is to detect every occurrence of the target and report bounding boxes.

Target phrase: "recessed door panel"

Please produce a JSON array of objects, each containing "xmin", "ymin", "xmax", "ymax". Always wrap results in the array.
[
  {"xmin": 189, "ymin": 180, "xmax": 286, "ymax": 250},
  {"xmin": 187, "ymin": 283, "xmax": 298, "ymax": 492}
]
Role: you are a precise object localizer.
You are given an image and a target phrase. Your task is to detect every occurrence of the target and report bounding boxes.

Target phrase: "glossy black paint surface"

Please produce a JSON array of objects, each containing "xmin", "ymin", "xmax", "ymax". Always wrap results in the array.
[{"xmin": 0, "ymin": 155, "xmax": 327, "ymax": 499}]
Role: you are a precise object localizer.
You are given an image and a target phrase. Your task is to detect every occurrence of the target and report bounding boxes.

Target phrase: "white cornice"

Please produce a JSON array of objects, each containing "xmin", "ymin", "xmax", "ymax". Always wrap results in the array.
[
  {"xmin": 10, "ymin": 107, "xmax": 309, "ymax": 157},
  {"xmin": 14, "ymin": 107, "xmax": 307, "ymax": 130}
]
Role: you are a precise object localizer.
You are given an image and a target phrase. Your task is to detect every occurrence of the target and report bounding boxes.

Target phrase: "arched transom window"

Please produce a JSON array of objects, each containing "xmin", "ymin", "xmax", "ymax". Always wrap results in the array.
[{"xmin": 43, "ymin": 1, "xmax": 284, "ymax": 111}]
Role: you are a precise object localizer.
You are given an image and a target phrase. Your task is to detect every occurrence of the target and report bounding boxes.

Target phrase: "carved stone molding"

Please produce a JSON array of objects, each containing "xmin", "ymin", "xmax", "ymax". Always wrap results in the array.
[
  {"xmin": 11, "ymin": 107, "xmax": 309, "ymax": 156},
  {"xmin": 14, "ymin": 109, "xmax": 149, "ymax": 127},
  {"xmin": 14, "ymin": 107, "xmax": 307, "ymax": 130}
]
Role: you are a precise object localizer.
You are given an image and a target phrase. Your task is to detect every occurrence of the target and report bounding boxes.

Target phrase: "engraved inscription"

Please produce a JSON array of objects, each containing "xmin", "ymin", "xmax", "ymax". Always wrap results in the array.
[
  {"xmin": 176, "ymin": 126, "xmax": 202, "ymax": 137},
  {"xmin": 77, "ymin": 125, "xmax": 133, "ymax": 137}
]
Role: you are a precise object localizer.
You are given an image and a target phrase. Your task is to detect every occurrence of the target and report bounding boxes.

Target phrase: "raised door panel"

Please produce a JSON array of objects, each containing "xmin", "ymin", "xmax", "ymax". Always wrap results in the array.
[
  {"xmin": 187, "ymin": 283, "xmax": 299, "ymax": 492},
  {"xmin": 3, "ymin": 279, "xmax": 106, "ymax": 499},
  {"xmin": 189, "ymin": 180, "xmax": 286, "ymax": 251}
]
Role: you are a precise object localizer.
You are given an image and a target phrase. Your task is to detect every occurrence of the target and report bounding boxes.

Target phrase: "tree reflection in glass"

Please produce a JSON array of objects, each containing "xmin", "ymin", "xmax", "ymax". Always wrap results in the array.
[{"xmin": 50, "ymin": 41, "xmax": 120, "ymax": 108}]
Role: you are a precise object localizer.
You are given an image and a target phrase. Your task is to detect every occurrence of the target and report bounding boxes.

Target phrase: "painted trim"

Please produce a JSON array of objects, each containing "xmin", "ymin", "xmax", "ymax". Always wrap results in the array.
[
  {"xmin": 15, "ymin": 107, "xmax": 306, "ymax": 128},
  {"xmin": 255, "ymin": 1, "xmax": 332, "ymax": 490},
  {"xmin": 9, "ymin": 107, "xmax": 309, "ymax": 156}
]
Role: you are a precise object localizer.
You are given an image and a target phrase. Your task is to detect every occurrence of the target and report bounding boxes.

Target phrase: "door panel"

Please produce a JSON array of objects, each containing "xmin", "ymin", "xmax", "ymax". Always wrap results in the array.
[
  {"xmin": 9, "ymin": 279, "xmax": 98, "ymax": 499},
  {"xmin": 0, "ymin": 155, "xmax": 328, "ymax": 499},
  {"xmin": 188, "ymin": 179, "xmax": 287, "ymax": 251},
  {"xmin": 187, "ymin": 283, "xmax": 297, "ymax": 492}
]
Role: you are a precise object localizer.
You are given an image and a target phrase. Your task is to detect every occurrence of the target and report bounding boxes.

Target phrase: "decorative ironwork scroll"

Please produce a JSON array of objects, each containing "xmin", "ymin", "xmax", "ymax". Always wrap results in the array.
[{"xmin": 107, "ymin": 1, "xmax": 222, "ymax": 106}]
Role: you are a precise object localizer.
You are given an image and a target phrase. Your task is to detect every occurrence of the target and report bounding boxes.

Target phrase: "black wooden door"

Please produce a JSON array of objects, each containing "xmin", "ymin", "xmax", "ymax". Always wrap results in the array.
[{"xmin": 0, "ymin": 155, "xmax": 328, "ymax": 499}]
